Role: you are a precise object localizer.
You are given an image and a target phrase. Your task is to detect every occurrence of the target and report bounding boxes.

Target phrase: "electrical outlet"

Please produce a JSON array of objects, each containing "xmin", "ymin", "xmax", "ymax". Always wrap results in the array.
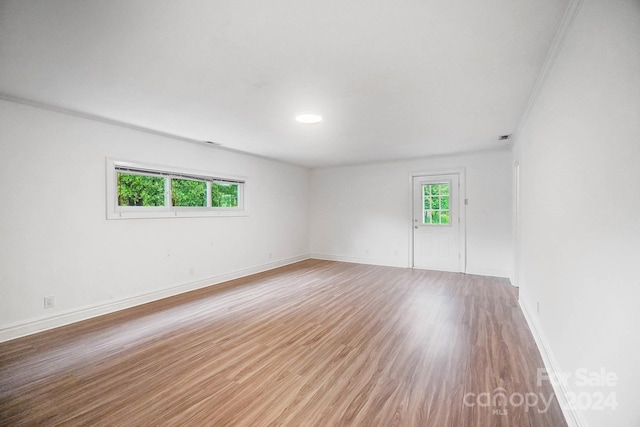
[{"xmin": 44, "ymin": 296, "xmax": 55, "ymax": 309}]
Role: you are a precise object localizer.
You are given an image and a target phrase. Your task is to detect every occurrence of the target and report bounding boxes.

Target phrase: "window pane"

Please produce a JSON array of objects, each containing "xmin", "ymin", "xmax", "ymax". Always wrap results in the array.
[
  {"xmin": 212, "ymin": 182, "xmax": 239, "ymax": 207},
  {"xmin": 117, "ymin": 173, "xmax": 165, "ymax": 206},
  {"xmin": 421, "ymin": 183, "xmax": 454, "ymax": 225},
  {"xmin": 441, "ymin": 211, "xmax": 450, "ymax": 224},
  {"xmin": 432, "ymin": 197, "xmax": 441, "ymax": 209},
  {"xmin": 442, "ymin": 196, "xmax": 449, "ymax": 209},
  {"xmin": 424, "ymin": 197, "xmax": 431, "ymax": 209},
  {"xmin": 172, "ymin": 178, "xmax": 206, "ymax": 207}
]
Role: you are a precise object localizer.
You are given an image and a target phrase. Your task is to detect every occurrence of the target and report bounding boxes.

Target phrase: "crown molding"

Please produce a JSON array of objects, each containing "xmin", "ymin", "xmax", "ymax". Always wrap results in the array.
[{"xmin": 513, "ymin": 0, "xmax": 585, "ymax": 140}]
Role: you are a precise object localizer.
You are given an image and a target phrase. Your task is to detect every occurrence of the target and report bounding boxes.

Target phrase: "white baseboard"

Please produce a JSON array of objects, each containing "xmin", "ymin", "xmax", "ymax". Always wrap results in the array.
[
  {"xmin": 519, "ymin": 298, "xmax": 586, "ymax": 427},
  {"xmin": 0, "ymin": 254, "xmax": 311, "ymax": 343},
  {"xmin": 465, "ymin": 266, "xmax": 513, "ymax": 279},
  {"xmin": 310, "ymin": 253, "xmax": 407, "ymax": 268},
  {"xmin": 311, "ymin": 254, "xmax": 513, "ymax": 279}
]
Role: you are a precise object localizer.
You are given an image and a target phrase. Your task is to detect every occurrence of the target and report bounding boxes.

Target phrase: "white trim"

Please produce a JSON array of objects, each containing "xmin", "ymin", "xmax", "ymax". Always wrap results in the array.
[
  {"xmin": 310, "ymin": 253, "xmax": 407, "ymax": 268},
  {"xmin": 409, "ymin": 168, "xmax": 466, "ymax": 273},
  {"xmin": 106, "ymin": 158, "xmax": 248, "ymax": 219},
  {"xmin": 0, "ymin": 93, "xmax": 306, "ymax": 169},
  {"xmin": 465, "ymin": 267, "xmax": 513, "ymax": 279},
  {"xmin": 519, "ymin": 298, "xmax": 587, "ymax": 427},
  {"xmin": 413, "ymin": 265, "xmax": 462, "ymax": 274},
  {"xmin": 513, "ymin": 162, "xmax": 521, "ymax": 287},
  {"xmin": 0, "ymin": 254, "xmax": 310, "ymax": 343},
  {"xmin": 514, "ymin": 0, "xmax": 584, "ymax": 137},
  {"xmin": 310, "ymin": 254, "xmax": 510, "ymax": 277}
]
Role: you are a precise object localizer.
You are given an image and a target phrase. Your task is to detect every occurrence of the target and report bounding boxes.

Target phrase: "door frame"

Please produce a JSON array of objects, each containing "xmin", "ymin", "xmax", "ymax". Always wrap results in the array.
[
  {"xmin": 409, "ymin": 168, "xmax": 466, "ymax": 272},
  {"xmin": 513, "ymin": 162, "xmax": 520, "ymax": 286}
]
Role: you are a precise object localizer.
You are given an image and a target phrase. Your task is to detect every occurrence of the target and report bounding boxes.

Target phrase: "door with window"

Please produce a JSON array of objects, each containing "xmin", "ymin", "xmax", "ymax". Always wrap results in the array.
[{"xmin": 412, "ymin": 174, "xmax": 462, "ymax": 272}]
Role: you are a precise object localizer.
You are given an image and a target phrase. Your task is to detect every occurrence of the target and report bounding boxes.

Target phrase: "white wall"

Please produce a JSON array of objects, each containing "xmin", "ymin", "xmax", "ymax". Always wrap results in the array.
[
  {"xmin": 310, "ymin": 149, "xmax": 513, "ymax": 277},
  {"xmin": 514, "ymin": 0, "xmax": 640, "ymax": 425},
  {"xmin": 0, "ymin": 100, "xmax": 310, "ymax": 340}
]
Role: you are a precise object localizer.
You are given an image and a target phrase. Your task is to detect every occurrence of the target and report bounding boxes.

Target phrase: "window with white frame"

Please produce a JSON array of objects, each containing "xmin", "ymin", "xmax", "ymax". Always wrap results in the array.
[
  {"xmin": 422, "ymin": 182, "xmax": 450, "ymax": 225},
  {"xmin": 107, "ymin": 159, "xmax": 246, "ymax": 219}
]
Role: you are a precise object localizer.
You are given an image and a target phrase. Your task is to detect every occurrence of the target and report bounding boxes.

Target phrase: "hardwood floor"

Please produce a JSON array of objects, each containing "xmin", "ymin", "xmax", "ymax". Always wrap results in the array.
[{"xmin": 0, "ymin": 260, "xmax": 566, "ymax": 426}]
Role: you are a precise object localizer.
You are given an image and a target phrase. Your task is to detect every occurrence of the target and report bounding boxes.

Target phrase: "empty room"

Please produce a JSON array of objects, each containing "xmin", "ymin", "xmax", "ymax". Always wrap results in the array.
[{"xmin": 0, "ymin": 0, "xmax": 638, "ymax": 426}]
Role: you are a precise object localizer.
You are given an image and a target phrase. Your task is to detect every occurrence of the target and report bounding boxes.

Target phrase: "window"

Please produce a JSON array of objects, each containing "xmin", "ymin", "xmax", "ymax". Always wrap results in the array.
[
  {"xmin": 211, "ymin": 181, "xmax": 239, "ymax": 208},
  {"xmin": 107, "ymin": 159, "xmax": 246, "ymax": 219},
  {"xmin": 171, "ymin": 178, "xmax": 207, "ymax": 207},
  {"xmin": 117, "ymin": 173, "xmax": 165, "ymax": 206},
  {"xmin": 422, "ymin": 183, "xmax": 450, "ymax": 225}
]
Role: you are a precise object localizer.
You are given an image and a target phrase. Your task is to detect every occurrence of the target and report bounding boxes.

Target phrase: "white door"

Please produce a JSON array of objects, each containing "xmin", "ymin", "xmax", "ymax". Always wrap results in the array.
[{"xmin": 412, "ymin": 174, "xmax": 462, "ymax": 272}]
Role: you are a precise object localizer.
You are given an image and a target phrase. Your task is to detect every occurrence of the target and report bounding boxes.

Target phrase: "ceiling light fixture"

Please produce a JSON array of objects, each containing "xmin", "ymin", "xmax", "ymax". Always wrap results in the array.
[{"xmin": 296, "ymin": 114, "xmax": 322, "ymax": 124}]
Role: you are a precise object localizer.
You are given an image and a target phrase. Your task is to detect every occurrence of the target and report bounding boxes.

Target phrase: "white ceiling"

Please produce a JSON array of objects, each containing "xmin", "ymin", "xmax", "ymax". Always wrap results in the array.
[{"xmin": 0, "ymin": 0, "xmax": 570, "ymax": 167}]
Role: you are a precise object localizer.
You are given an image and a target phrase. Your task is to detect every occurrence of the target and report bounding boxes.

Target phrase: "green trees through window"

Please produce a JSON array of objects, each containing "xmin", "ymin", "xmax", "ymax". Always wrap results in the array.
[
  {"xmin": 423, "ymin": 183, "xmax": 450, "ymax": 225},
  {"xmin": 110, "ymin": 161, "xmax": 246, "ymax": 219},
  {"xmin": 211, "ymin": 182, "xmax": 239, "ymax": 207},
  {"xmin": 172, "ymin": 178, "xmax": 207, "ymax": 207},
  {"xmin": 116, "ymin": 170, "xmax": 242, "ymax": 210},
  {"xmin": 117, "ymin": 174, "xmax": 165, "ymax": 206}
]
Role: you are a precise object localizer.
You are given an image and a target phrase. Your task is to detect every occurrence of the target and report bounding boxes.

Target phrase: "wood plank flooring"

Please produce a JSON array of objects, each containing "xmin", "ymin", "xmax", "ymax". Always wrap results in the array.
[{"xmin": 0, "ymin": 260, "xmax": 566, "ymax": 426}]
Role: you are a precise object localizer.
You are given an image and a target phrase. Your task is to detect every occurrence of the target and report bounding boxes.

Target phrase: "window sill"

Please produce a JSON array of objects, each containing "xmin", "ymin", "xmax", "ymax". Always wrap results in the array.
[{"xmin": 107, "ymin": 210, "xmax": 249, "ymax": 220}]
